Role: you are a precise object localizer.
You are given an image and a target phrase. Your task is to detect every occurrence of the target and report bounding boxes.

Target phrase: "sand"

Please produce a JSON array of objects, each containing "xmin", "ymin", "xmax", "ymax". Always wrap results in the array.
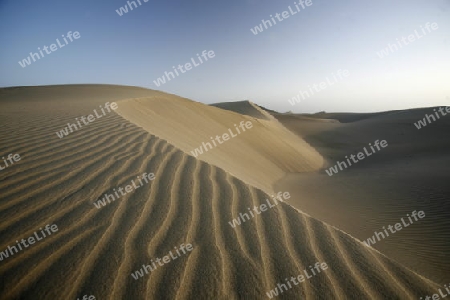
[
  {"xmin": 273, "ymin": 109, "xmax": 450, "ymax": 284},
  {"xmin": 211, "ymin": 100, "xmax": 272, "ymax": 120},
  {"xmin": 0, "ymin": 85, "xmax": 442, "ymax": 299},
  {"xmin": 115, "ymin": 97, "xmax": 323, "ymax": 193}
]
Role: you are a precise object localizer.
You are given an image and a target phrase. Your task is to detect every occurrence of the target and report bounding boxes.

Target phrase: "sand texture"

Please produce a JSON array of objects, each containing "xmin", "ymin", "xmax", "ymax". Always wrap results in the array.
[
  {"xmin": 274, "ymin": 110, "xmax": 450, "ymax": 284},
  {"xmin": 0, "ymin": 85, "xmax": 442, "ymax": 299}
]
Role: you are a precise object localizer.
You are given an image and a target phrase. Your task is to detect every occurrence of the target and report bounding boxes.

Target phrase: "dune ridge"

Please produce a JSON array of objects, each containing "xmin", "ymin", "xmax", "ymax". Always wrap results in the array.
[
  {"xmin": 0, "ymin": 85, "xmax": 440, "ymax": 299},
  {"xmin": 211, "ymin": 100, "xmax": 273, "ymax": 120},
  {"xmin": 115, "ymin": 96, "xmax": 323, "ymax": 193},
  {"xmin": 273, "ymin": 109, "xmax": 450, "ymax": 284}
]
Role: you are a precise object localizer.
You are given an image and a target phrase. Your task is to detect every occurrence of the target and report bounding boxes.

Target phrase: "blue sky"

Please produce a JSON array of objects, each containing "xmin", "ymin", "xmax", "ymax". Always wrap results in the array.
[{"xmin": 0, "ymin": 0, "xmax": 449, "ymax": 113}]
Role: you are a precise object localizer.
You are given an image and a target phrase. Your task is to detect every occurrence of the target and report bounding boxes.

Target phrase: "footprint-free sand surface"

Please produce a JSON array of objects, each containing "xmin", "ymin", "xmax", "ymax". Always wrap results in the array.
[
  {"xmin": 0, "ymin": 85, "xmax": 443, "ymax": 299},
  {"xmin": 273, "ymin": 110, "xmax": 450, "ymax": 284}
]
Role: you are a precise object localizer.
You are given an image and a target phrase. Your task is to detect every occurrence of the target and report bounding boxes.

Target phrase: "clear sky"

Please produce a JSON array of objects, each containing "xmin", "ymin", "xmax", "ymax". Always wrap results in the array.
[{"xmin": 0, "ymin": 0, "xmax": 449, "ymax": 113}]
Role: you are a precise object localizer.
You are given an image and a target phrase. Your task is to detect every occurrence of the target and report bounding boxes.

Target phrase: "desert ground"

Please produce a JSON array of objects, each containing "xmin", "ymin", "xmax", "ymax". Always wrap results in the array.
[
  {"xmin": 0, "ymin": 84, "xmax": 447, "ymax": 299},
  {"xmin": 272, "ymin": 109, "xmax": 450, "ymax": 285}
]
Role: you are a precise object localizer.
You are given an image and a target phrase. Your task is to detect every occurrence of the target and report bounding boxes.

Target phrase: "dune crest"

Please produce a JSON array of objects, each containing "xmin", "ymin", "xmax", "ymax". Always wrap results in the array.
[
  {"xmin": 211, "ymin": 100, "xmax": 273, "ymax": 120},
  {"xmin": 0, "ymin": 85, "xmax": 440, "ymax": 299},
  {"xmin": 116, "ymin": 96, "xmax": 323, "ymax": 193}
]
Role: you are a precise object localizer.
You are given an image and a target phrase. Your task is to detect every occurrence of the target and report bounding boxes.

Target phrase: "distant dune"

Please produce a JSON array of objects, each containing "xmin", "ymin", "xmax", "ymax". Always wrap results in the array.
[
  {"xmin": 0, "ymin": 85, "xmax": 442, "ymax": 299},
  {"xmin": 273, "ymin": 109, "xmax": 450, "ymax": 284},
  {"xmin": 211, "ymin": 100, "xmax": 273, "ymax": 120}
]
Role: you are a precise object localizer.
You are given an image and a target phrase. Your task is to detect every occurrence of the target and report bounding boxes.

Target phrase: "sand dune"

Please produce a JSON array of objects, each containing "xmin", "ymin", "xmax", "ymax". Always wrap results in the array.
[
  {"xmin": 211, "ymin": 100, "xmax": 273, "ymax": 120},
  {"xmin": 0, "ymin": 85, "xmax": 441, "ymax": 299},
  {"xmin": 274, "ymin": 109, "xmax": 450, "ymax": 284},
  {"xmin": 115, "ymin": 96, "xmax": 323, "ymax": 192}
]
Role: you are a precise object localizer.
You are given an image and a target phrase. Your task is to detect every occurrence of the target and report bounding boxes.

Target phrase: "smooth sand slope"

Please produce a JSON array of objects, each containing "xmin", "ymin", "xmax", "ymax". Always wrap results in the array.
[
  {"xmin": 0, "ymin": 85, "xmax": 440, "ymax": 299},
  {"xmin": 115, "ymin": 97, "xmax": 323, "ymax": 193},
  {"xmin": 273, "ymin": 110, "xmax": 450, "ymax": 284},
  {"xmin": 211, "ymin": 101, "xmax": 272, "ymax": 120}
]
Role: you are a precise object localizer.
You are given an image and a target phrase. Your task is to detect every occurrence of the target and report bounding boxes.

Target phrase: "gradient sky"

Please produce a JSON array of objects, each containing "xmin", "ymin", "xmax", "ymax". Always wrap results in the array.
[{"xmin": 0, "ymin": 0, "xmax": 449, "ymax": 113}]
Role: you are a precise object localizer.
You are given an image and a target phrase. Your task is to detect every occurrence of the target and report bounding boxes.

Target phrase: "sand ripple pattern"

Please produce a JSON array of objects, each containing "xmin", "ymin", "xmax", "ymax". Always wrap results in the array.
[{"xmin": 0, "ymin": 86, "xmax": 440, "ymax": 299}]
